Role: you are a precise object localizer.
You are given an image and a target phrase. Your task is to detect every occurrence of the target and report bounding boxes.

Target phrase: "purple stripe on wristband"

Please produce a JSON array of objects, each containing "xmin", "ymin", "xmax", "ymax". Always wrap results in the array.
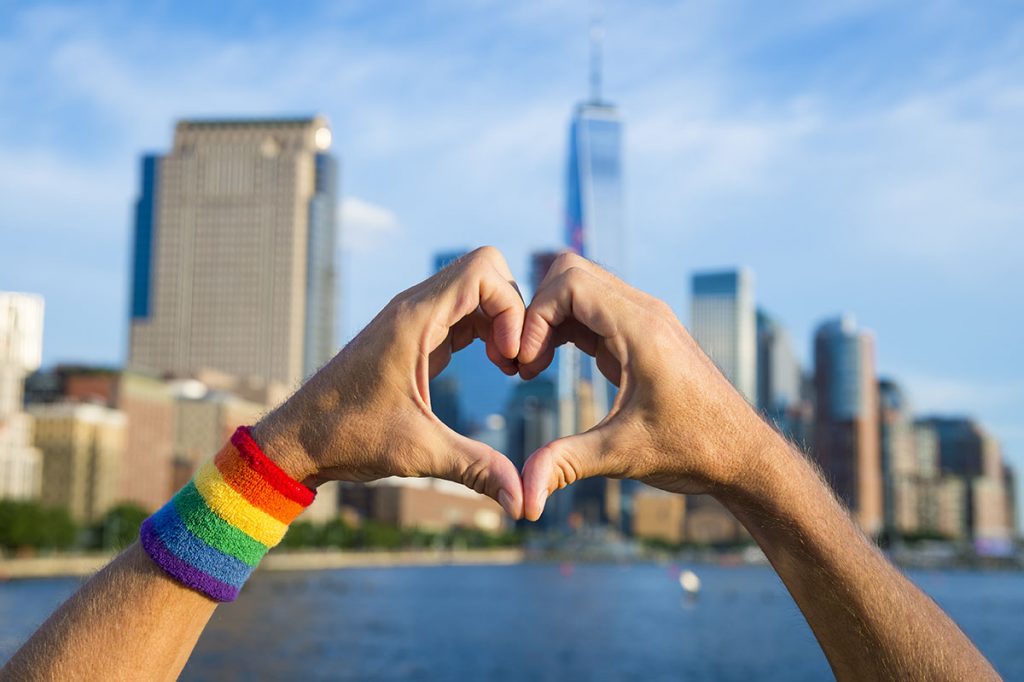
[{"xmin": 140, "ymin": 517, "xmax": 240, "ymax": 602}]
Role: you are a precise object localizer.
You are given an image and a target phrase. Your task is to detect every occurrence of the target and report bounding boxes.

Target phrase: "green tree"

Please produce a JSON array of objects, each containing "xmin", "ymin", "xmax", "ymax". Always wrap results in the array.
[
  {"xmin": 93, "ymin": 504, "xmax": 150, "ymax": 550},
  {"xmin": 0, "ymin": 500, "xmax": 77, "ymax": 551},
  {"xmin": 280, "ymin": 521, "xmax": 319, "ymax": 549},
  {"xmin": 319, "ymin": 518, "xmax": 354, "ymax": 548},
  {"xmin": 359, "ymin": 520, "xmax": 403, "ymax": 549}
]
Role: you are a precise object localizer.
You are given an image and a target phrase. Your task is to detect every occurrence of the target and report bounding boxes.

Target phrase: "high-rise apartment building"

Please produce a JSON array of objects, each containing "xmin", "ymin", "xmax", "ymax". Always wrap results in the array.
[
  {"xmin": 0, "ymin": 292, "xmax": 44, "ymax": 500},
  {"xmin": 691, "ymin": 270, "xmax": 757, "ymax": 403},
  {"xmin": 129, "ymin": 117, "xmax": 339, "ymax": 388},
  {"xmin": 812, "ymin": 314, "xmax": 883, "ymax": 534}
]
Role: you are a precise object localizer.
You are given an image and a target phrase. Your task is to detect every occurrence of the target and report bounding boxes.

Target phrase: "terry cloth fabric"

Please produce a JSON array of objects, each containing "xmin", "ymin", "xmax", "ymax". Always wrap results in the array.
[{"xmin": 140, "ymin": 426, "xmax": 315, "ymax": 602}]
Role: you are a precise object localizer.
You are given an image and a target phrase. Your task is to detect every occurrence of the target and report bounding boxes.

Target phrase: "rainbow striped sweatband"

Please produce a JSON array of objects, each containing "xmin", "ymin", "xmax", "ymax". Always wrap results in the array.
[{"xmin": 140, "ymin": 426, "xmax": 315, "ymax": 602}]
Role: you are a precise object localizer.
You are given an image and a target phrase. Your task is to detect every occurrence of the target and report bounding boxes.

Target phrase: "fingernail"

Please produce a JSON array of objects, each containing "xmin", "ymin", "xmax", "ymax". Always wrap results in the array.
[
  {"xmin": 534, "ymin": 492, "xmax": 548, "ymax": 520},
  {"xmin": 498, "ymin": 489, "xmax": 517, "ymax": 519}
]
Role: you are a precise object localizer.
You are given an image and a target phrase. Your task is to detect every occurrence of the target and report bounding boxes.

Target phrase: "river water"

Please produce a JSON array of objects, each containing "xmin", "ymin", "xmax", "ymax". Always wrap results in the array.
[{"xmin": 1, "ymin": 563, "xmax": 1021, "ymax": 680}]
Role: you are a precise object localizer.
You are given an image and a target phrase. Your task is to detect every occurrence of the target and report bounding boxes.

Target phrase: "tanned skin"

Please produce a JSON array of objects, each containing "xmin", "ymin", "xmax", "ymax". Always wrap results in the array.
[{"xmin": 2, "ymin": 248, "xmax": 999, "ymax": 681}]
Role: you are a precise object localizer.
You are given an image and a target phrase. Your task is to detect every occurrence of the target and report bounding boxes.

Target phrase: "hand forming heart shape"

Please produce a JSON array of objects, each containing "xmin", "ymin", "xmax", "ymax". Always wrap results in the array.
[{"xmin": 252, "ymin": 246, "xmax": 771, "ymax": 523}]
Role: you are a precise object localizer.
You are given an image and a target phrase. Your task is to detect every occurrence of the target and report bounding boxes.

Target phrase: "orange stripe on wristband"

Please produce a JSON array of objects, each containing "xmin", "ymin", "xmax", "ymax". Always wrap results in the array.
[
  {"xmin": 193, "ymin": 461, "xmax": 290, "ymax": 546},
  {"xmin": 214, "ymin": 446, "xmax": 305, "ymax": 523}
]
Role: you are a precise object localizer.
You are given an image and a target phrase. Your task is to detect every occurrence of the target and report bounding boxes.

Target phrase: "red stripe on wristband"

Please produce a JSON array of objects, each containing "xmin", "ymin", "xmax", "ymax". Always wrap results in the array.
[{"xmin": 231, "ymin": 426, "xmax": 316, "ymax": 507}]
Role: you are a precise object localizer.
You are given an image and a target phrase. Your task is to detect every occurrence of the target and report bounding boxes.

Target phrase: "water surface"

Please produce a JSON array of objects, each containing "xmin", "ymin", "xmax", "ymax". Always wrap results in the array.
[{"xmin": 1, "ymin": 563, "xmax": 1021, "ymax": 680}]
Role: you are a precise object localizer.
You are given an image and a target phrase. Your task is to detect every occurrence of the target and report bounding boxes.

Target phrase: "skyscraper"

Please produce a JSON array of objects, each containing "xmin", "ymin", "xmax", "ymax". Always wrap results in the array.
[
  {"xmin": 813, "ymin": 315, "xmax": 883, "ymax": 534},
  {"xmin": 756, "ymin": 308, "xmax": 802, "ymax": 429},
  {"xmin": 565, "ymin": 35, "xmax": 625, "ymax": 277},
  {"xmin": 691, "ymin": 269, "xmax": 757, "ymax": 403},
  {"xmin": 564, "ymin": 22, "xmax": 625, "ymax": 415},
  {"xmin": 561, "ymin": 25, "xmax": 629, "ymax": 530},
  {"xmin": 0, "ymin": 292, "xmax": 44, "ymax": 500},
  {"xmin": 129, "ymin": 117, "xmax": 339, "ymax": 388}
]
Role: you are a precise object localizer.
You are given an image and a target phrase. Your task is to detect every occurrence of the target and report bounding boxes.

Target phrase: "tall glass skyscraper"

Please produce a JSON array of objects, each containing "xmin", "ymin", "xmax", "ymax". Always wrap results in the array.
[
  {"xmin": 565, "ymin": 103, "xmax": 624, "ymax": 274},
  {"xmin": 561, "ymin": 26, "xmax": 630, "ymax": 530}
]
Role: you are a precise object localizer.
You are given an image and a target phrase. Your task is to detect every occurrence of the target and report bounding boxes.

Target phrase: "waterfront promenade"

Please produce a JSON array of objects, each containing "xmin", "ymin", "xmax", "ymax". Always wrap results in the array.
[{"xmin": 0, "ymin": 549, "xmax": 526, "ymax": 580}]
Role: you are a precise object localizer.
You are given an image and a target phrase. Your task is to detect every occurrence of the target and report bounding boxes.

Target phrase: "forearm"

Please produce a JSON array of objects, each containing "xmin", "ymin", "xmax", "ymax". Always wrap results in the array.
[
  {"xmin": 0, "ymin": 543, "xmax": 216, "ymax": 681},
  {"xmin": 720, "ymin": 436, "xmax": 999, "ymax": 680},
  {"xmin": 3, "ymin": 427, "xmax": 316, "ymax": 681}
]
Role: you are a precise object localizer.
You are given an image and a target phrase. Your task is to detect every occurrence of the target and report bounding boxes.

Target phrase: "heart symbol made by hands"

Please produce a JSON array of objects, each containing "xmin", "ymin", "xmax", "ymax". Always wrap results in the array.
[{"xmin": 259, "ymin": 247, "xmax": 721, "ymax": 525}]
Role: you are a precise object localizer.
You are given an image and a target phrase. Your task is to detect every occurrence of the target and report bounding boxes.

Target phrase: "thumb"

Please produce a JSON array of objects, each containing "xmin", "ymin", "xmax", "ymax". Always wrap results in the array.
[
  {"xmin": 521, "ymin": 427, "xmax": 613, "ymax": 522},
  {"xmin": 436, "ymin": 429, "xmax": 525, "ymax": 520}
]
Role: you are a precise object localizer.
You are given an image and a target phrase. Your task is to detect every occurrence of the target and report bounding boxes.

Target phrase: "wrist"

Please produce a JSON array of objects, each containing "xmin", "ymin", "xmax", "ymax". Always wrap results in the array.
[
  {"xmin": 250, "ymin": 409, "xmax": 323, "ymax": 488},
  {"xmin": 713, "ymin": 425, "xmax": 807, "ymax": 513},
  {"xmin": 140, "ymin": 426, "xmax": 316, "ymax": 602}
]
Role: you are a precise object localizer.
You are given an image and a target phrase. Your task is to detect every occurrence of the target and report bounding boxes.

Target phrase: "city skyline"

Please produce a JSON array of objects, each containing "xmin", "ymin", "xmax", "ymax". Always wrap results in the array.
[{"xmin": 2, "ymin": 1, "xmax": 1022, "ymax": 504}]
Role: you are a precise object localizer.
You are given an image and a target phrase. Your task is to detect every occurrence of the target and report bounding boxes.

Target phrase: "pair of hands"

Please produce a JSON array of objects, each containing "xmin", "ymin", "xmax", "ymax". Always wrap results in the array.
[{"xmin": 253, "ymin": 247, "xmax": 774, "ymax": 521}]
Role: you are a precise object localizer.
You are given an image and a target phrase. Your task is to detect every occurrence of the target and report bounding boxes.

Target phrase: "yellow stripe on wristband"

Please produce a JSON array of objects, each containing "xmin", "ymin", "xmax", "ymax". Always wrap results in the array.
[{"xmin": 193, "ymin": 460, "xmax": 290, "ymax": 546}]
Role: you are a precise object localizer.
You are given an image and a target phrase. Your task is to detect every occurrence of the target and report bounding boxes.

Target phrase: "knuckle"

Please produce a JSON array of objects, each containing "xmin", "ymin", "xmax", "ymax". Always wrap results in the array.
[
  {"xmin": 648, "ymin": 296, "xmax": 674, "ymax": 318},
  {"xmin": 468, "ymin": 245, "xmax": 501, "ymax": 267},
  {"xmin": 458, "ymin": 456, "xmax": 489, "ymax": 495},
  {"xmin": 646, "ymin": 317, "xmax": 679, "ymax": 354},
  {"xmin": 391, "ymin": 296, "xmax": 421, "ymax": 322},
  {"xmin": 561, "ymin": 265, "xmax": 587, "ymax": 291},
  {"xmin": 553, "ymin": 251, "xmax": 584, "ymax": 273},
  {"xmin": 553, "ymin": 451, "xmax": 583, "ymax": 491}
]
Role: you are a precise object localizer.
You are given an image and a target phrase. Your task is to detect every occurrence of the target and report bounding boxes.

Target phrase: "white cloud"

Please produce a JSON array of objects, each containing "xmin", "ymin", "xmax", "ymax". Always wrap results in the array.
[{"xmin": 340, "ymin": 197, "xmax": 402, "ymax": 251}]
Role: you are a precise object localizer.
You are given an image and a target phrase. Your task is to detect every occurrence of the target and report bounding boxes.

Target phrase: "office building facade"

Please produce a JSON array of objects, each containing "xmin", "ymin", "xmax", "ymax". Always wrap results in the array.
[
  {"xmin": 691, "ymin": 270, "xmax": 757, "ymax": 404},
  {"xmin": 0, "ymin": 292, "xmax": 44, "ymax": 500},
  {"xmin": 919, "ymin": 416, "xmax": 1012, "ymax": 544},
  {"xmin": 129, "ymin": 117, "xmax": 339, "ymax": 388},
  {"xmin": 29, "ymin": 402, "xmax": 126, "ymax": 522}
]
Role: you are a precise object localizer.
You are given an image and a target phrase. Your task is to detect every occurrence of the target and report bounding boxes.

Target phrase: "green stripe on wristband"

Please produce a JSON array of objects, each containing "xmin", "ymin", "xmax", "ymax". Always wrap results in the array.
[{"xmin": 172, "ymin": 482, "xmax": 267, "ymax": 566}]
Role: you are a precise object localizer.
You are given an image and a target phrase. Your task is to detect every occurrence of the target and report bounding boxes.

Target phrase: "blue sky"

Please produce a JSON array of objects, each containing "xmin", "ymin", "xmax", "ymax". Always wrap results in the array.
[{"xmin": 2, "ymin": 0, "xmax": 1023, "ymax": 507}]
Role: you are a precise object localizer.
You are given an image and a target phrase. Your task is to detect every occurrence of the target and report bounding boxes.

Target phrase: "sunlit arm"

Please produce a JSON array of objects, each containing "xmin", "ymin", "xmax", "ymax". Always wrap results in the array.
[
  {"xmin": 722, "ymin": 432, "xmax": 1001, "ymax": 681},
  {"xmin": 0, "ymin": 543, "xmax": 216, "ymax": 681}
]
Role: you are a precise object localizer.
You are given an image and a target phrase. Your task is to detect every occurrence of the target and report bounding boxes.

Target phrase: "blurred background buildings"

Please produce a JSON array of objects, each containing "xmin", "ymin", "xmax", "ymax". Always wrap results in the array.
[{"xmin": 0, "ymin": 18, "xmax": 1018, "ymax": 556}]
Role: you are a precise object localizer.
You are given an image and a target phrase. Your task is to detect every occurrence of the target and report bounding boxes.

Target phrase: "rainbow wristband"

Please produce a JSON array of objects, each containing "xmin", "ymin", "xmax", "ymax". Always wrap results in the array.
[{"xmin": 140, "ymin": 426, "xmax": 315, "ymax": 602}]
